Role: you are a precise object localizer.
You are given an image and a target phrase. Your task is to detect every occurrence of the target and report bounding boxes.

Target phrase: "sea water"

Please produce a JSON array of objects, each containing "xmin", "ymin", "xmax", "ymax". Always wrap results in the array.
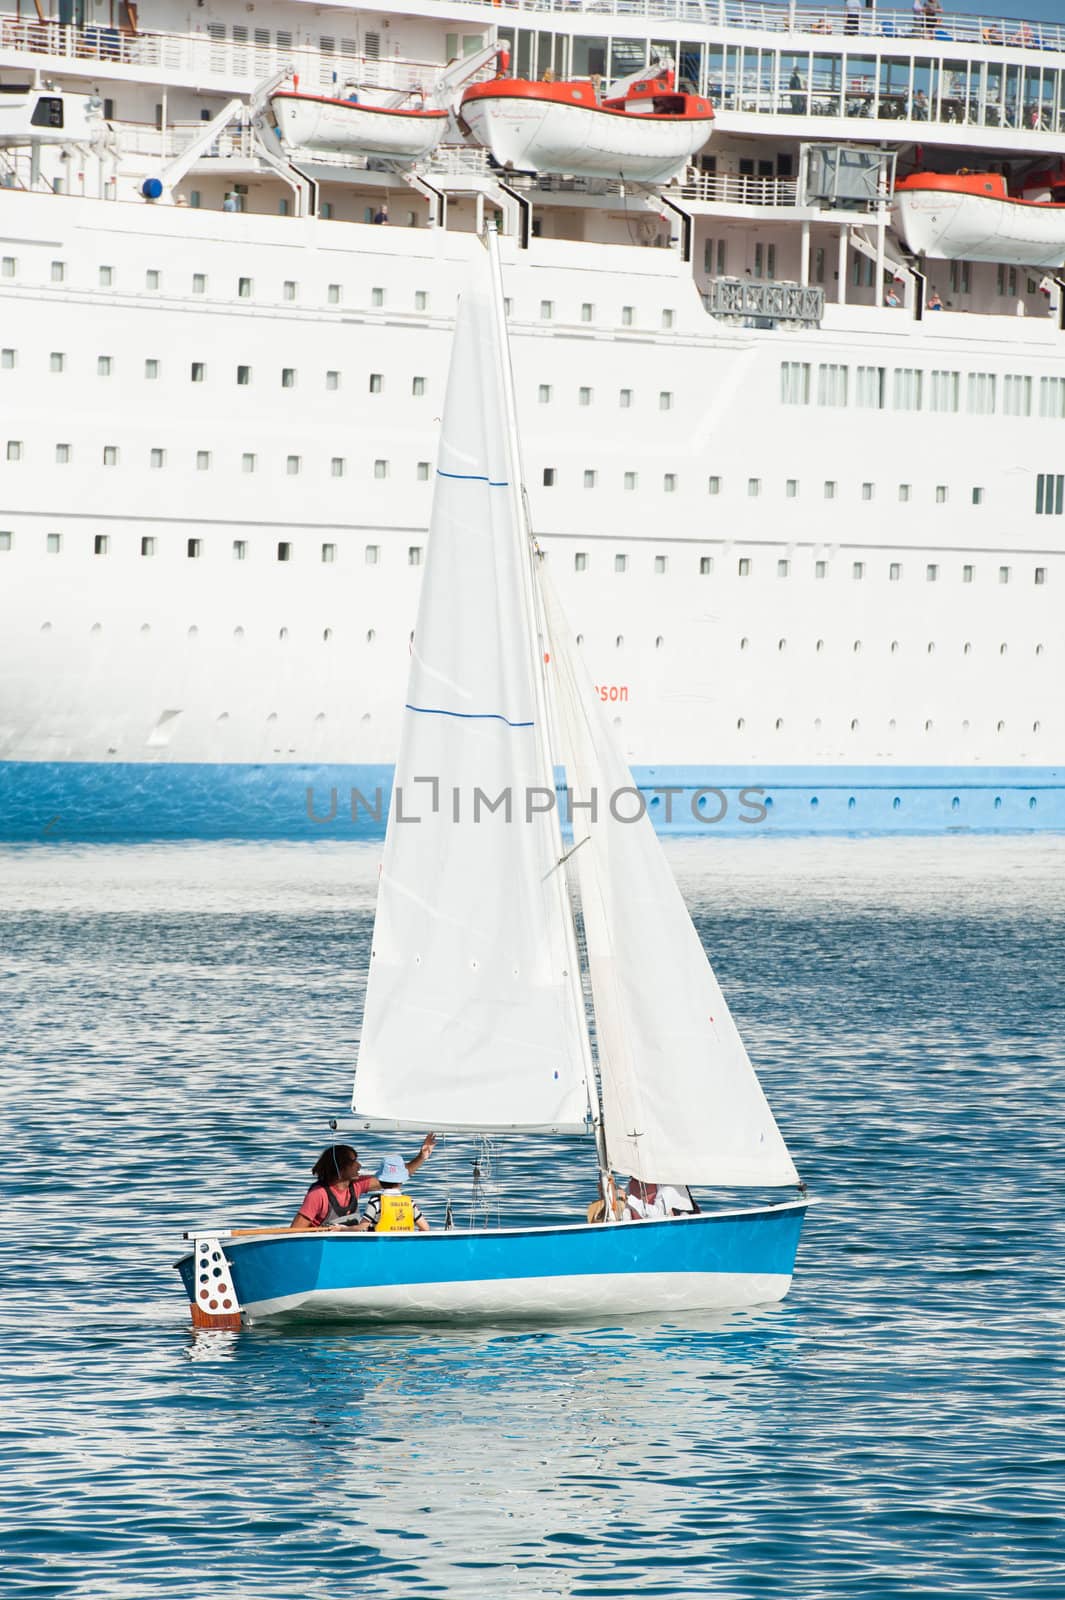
[{"xmin": 1, "ymin": 838, "xmax": 1062, "ymax": 1599}]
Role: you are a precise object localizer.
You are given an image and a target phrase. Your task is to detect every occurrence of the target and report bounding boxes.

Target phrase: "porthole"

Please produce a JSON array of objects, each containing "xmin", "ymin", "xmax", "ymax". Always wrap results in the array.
[
  {"xmin": 140, "ymin": 623, "xmax": 150, "ymax": 636},
  {"xmin": 926, "ymin": 642, "xmax": 935, "ymax": 655},
  {"xmin": 740, "ymin": 637, "xmax": 749, "ymax": 651},
  {"xmin": 814, "ymin": 717, "xmax": 822, "ymax": 731},
  {"xmin": 999, "ymin": 643, "xmax": 1007, "ymax": 656},
  {"xmin": 816, "ymin": 639, "xmax": 824, "ymax": 653},
  {"xmin": 361, "ymin": 713, "xmax": 371, "ymax": 724},
  {"xmin": 615, "ymin": 635, "xmax": 623, "ymax": 648},
  {"xmin": 994, "ymin": 796, "xmax": 1002, "ymax": 810},
  {"xmin": 279, "ymin": 627, "xmax": 289, "ymax": 642},
  {"xmin": 810, "ymin": 797, "xmax": 819, "ymax": 809},
  {"xmin": 951, "ymin": 797, "xmax": 960, "ymax": 811},
  {"xmin": 1035, "ymin": 643, "xmax": 1044, "ymax": 656},
  {"xmin": 853, "ymin": 640, "xmax": 862, "ymax": 654},
  {"xmin": 187, "ymin": 626, "xmax": 198, "ymax": 639},
  {"xmin": 1033, "ymin": 721, "xmax": 1041, "ymax": 735},
  {"xmin": 778, "ymin": 638, "xmax": 786, "ymax": 652},
  {"xmin": 1029, "ymin": 795, "xmax": 1038, "ymax": 809},
  {"xmin": 888, "ymin": 718, "xmax": 897, "ymax": 731},
  {"xmin": 40, "ymin": 621, "xmax": 52, "ymax": 633},
  {"xmin": 366, "ymin": 629, "xmax": 375, "ymax": 644},
  {"xmin": 996, "ymin": 720, "xmax": 1005, "ymax": 733},
  {"xmin": 91, "ymin": 622, "xmax": 102, "ymax": 635},
  {"xmin": 775, "ymin": 718, "xmax": 784, "ymax": 731},
  {"xmin": 850, "ymin": 719, "xmax": 859, "ymax": 732},
  {"xmin": 736, "ymin": 717, "xmax": 745, "ymax": 731},
  {"xmin": 847, "ymin": 797, "xmax": 856, "ymax": 810},
  {"xmin": 323, "ymin": 628, "xmax": 333, "ymax": 642},
  {"xmin": 890, "ymin": 641, "xmax": 899, "ymax": 654},
  {"xmin": 216, "ymin": 712, "xmax": 229, "ymax": 723},
  {"xmin": 266, "ymin": 712, "xmax": 278, "ymax": 724},
  {"xmin": 962, "ymin": 719, "xmax": 970, "ymax": 732},
  {"xmin": 234, "ymin": 626, "xmax": 245, "ymax": 640},
  {"xmin": 892, "ymin": 797, "xmax": 901, "ymax": 811},
  {"xmin": 655, "ymin": 635, "xmax": 663, "ymax": 649},
  {"xmin": 314, "ymin": 712, "xmax": 326, "ymax": 724},
  {"xmin": 963, "ymin": 642, "xmax": 972, "ymax": 655},
  {"xmin": 925, "ymin": 720, "xmax": 933, "ymax": 732},
  {"xmin": 576, "ymin": 634, "xmax": 584, "ymax": 646}
]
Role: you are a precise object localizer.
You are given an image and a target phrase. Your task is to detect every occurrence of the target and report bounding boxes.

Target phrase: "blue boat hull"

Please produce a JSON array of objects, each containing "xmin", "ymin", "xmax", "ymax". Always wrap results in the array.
[{"xmin": 176, "ymin": 1202, "xmax": 808, "ymax": 1324}]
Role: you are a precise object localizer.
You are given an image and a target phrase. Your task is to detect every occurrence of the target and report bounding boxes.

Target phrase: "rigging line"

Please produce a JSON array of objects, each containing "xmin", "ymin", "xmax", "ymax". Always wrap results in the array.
[
  {"xmin": 542, "ymin": 835, "xmax": 590, "ymax": 883},
  {"xmin": 405, "ymin": 704, "xmax": 534, "ymax": 727},
  {"xmin": 436, "ymin": 469, "xmax": 509, "ymax": 486}
]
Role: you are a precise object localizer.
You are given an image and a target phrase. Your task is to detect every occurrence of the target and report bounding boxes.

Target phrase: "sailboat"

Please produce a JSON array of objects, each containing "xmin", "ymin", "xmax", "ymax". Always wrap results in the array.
[{"xmin": 175, "ymin": 232, "xmax": 808, "ymax": 1329}]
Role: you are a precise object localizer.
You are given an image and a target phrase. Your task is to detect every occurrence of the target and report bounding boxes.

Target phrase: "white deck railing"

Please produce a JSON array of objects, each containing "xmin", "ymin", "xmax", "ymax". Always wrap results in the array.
[
  {"xmin": 0, "ymin": 18, "xmax": 444, "ymax": 95},
  {"xmin": 488, "ymin": 1, "xmax": 1059, "ymax": 50},
  {"xmin": 679, "ymin": 171, "xmax": 799, "ymax": 204},
  {"xmin": 1, "ymin": 7, "xmax": 1063, "ymax": 94}
]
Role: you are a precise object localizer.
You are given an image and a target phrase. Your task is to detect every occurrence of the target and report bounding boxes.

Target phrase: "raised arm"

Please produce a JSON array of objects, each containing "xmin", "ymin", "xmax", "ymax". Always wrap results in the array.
[{"xmin": 406, "ymin": 1132, "xmax": 437, "ymax": 1175}]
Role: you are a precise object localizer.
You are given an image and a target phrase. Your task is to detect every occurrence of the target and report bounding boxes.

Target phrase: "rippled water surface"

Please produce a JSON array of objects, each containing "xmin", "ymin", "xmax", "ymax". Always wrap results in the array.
[{"xmin": 2, "ymin": 838, "xmax": 1063, "ymax": 1599}]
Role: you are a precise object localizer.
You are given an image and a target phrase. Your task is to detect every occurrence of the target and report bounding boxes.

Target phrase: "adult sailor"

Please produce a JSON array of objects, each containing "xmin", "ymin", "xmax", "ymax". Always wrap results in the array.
[{"xmin": 290, "ymin": 1136, "xmax": 435, "ymax": 1229}]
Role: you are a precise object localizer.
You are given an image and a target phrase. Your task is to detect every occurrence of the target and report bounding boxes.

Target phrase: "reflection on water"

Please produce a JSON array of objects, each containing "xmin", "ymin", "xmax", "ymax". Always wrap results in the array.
[{"xmin": 2, "ymin": 838, "xmax": 1064, "ymax": 1598}]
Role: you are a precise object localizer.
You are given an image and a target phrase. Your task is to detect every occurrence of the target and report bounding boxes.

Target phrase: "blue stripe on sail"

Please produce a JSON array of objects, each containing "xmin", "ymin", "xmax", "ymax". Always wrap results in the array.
[
  {"xmin": 436, "ymin": 469, "xmax": 509, "ymax": 486},
  {"xmin": 405, "ymin": 704, "xmax": 533, "ymax": 728}
]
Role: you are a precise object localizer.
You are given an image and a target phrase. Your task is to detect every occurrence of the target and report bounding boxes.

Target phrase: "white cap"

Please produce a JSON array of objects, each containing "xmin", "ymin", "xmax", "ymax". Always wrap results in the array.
[{"xmin": 377, "ymin": 1154, "xmax": 409, "ymax": 1185}]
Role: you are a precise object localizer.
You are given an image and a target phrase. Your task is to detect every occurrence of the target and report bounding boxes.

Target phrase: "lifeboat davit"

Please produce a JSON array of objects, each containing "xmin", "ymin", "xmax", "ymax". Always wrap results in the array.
[
  {"xmin": 270, "ymin": 89, "xmax": 448, "ymax": 165},
  {"xmin": 459, "ymin": 71, "xmax": 713, "ymax": 184},
  {"xmin": 892, "ymin": 171, "xmax": 1065, "ymax": 270}
]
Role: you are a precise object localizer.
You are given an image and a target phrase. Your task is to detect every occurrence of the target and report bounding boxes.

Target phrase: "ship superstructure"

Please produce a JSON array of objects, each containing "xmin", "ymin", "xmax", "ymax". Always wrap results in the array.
[{"xmin": 1, "ymin": 0, "xmax": 1063, "ymax": 837}]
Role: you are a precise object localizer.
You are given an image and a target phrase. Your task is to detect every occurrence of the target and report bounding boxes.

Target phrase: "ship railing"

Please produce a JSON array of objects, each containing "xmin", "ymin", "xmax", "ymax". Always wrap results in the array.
[
  {"xmin": 427, "ymin": 146, "xmax": 492, "ymax": 175},
  {"xmin": 703, "ymin": 276, "xmax": 825, "ymax": 326},
  {"xmin": 118, "ymin": 120, "xmax": 257, "ymax": 161},
  {"xmin": 679, "ymin": 171, "xmax": 798, "ymax": 204},
  {"xmin": 0, "ymin": 18, "xmax": 462, "ymax": 98},
  {"xmin": 456, "ymin": 1, "xmax": 1065, "ymax": 52}
]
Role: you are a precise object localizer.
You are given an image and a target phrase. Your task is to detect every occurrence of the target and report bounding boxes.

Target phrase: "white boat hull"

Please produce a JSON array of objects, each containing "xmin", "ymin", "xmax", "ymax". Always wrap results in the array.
[
  {"xmin": 245, "ymin": 1269, "xmax": 794, "ymax": 1324},
  {"xmin": 270, "ymin": 93, "xmax": 447, "ymax": 163},
  {"xmin": 461, "ymin": 96, "xmax": 712, "ymax": 183},
  {"xmin": 892, "ymin": 189, "xmax": 1065, "ymax": 269}
]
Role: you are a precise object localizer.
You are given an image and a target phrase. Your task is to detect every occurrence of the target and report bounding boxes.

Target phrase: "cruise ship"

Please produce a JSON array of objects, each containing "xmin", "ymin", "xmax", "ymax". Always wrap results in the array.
[{"xmin": 1, "ymin": 0, "xmax": 1063, "ymax": 839}]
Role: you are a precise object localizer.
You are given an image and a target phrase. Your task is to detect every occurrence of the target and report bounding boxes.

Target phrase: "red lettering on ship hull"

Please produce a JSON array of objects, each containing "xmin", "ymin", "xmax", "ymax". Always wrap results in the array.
[{"xmin": 594, "ymin": 685, "xmax": 629, "ymax": 703}]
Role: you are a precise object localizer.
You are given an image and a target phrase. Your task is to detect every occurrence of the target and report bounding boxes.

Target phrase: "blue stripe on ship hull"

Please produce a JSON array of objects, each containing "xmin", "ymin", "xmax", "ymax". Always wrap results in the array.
[
  {"xmin": 176, "ymin": 1205, "xmax": 807, "ymax": 1319},
  {"xmin": 2, "ymin": 760, "xmax": 1064, "ymax": 841}
]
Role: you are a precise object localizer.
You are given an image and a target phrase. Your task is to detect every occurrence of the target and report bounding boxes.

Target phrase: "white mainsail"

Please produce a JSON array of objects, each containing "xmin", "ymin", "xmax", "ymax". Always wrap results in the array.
[
  {"xmin": 352, "ymin": 272, "xmax": 593, "ymax": 1134},
  {"xmin": 540, "ymin": 568, "xmax": 800, "ymax": 1189}
]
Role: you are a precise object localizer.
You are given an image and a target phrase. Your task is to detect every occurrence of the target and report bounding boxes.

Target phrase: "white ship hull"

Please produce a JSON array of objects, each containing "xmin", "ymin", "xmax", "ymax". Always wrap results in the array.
[
  {"xmin": 460, "ymin": 95, "xmax": 712, "ymax": 183},
  {"xmin": 270, "ymin": 93, "xmax": 447, "ymax": 162},
  {"xmin": 892, "ymin": 188, "xmax": 1065, "ymax": 269},
  {"xmin": 2, "ymin": 0, "xmax": 1064, "ymax": 837},
  {"xmin": 1, "ymin": 191, "xmax": 1062, "ymax": 838}
]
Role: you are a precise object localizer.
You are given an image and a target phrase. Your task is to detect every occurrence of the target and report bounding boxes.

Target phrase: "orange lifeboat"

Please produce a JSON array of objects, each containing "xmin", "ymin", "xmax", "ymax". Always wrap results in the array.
[
  {"xmin": 892, "ymin": 170, "xmax": 1065, "ymax": 269},
  {"xmin": 460, "ymin": 70, "xmax": 713, "ymax": 184}
]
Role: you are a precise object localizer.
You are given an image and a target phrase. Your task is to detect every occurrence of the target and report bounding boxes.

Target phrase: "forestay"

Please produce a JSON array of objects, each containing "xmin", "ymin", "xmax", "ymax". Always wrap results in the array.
[
  {"xmin": 541, "ymin": 568, "xmax": 800, "ymax": 1188},
  {"xmin": 352, "ymin": 280, "xmax": 592, "ymax": 1134}
]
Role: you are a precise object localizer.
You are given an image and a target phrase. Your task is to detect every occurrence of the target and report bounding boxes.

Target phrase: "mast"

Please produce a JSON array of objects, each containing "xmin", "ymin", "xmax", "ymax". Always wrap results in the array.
[{"xmin": 483, "ymin": 226, "xmax": 614, "ymax": 1209}]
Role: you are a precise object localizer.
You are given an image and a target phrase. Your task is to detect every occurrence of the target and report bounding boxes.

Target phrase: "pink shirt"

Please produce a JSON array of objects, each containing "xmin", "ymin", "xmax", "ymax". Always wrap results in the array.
[{"xmin": 297, "ymin": 1176, "xmax": 374, "ymax": 1227}]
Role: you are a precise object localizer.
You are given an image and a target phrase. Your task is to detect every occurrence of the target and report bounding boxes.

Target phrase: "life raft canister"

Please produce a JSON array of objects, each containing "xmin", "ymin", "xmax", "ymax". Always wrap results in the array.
[{"xmin": 376, "ymin": 1192, "xmax": 415, "ymax": 1232}]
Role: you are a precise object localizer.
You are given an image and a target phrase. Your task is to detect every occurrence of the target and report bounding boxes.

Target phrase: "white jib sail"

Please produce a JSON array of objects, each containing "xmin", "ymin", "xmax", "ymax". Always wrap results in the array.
[
  {"xmin": 540, "ymin": 568, "xmax": 800, "ymax": 1187},
  {"xmin": 352, "ymin": 273, "xmax": 592, "ymax": 1134}
]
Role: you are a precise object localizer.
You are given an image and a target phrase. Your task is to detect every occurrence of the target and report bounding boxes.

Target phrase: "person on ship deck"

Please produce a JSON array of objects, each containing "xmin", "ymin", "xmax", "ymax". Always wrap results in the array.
[{"xmin": 291, "ymin": 1136, "xmax": 435, "ymax": 1229}]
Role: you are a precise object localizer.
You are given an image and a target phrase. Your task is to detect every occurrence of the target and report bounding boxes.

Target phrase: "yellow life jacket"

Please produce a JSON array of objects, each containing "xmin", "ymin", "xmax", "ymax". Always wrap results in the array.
[{"xmin": 375, "ymin": 1191, "xmax": 415, "ymax": 1232}]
